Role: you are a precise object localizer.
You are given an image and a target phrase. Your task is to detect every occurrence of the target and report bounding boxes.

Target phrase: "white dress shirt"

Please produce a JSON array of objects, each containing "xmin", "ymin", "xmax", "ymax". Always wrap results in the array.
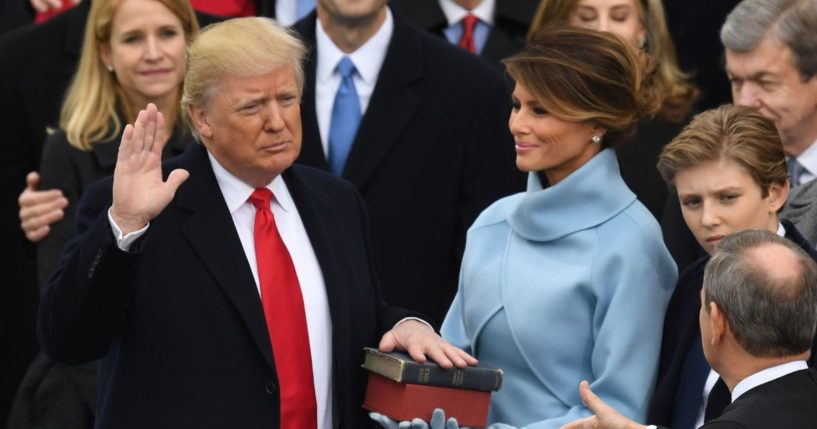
[
  {"xmin": 439, "ymin": 0, "xmax": 495, "ymax": 24},
  {"xmin": 314, "ymin": 8, "xmax": 393, "ymax": 156},
  {"xmin": 439, "ymin": 0, "xmax": 494, "ymax": 54},
  {"xmin": 109, "ymin": 152, "xmax": 335, "ymax": 429}
]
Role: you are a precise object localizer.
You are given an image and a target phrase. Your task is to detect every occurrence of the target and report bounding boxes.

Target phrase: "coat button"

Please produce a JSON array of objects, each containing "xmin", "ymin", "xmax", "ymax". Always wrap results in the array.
[{"xmin": 265, "ymin": 381, "xmax": 277, "ymax": 395}]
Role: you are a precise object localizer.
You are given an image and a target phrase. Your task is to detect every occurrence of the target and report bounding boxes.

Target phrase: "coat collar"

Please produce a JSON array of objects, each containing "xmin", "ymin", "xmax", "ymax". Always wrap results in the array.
[{"xmin": 508, "ymin": 148, "xmax": 636, "ymax": 242}]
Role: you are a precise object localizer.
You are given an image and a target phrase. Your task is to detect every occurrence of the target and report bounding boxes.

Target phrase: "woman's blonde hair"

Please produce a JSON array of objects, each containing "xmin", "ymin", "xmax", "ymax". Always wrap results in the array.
[
  {"xmin": 505, "ymin": 26, "xmax": 661, "ymax": 148},
  {"xmin": 528, "ymin": 0, "xmax": 699, "ymax": 123},
  {"xmin": 60, "ymin": 0, "xmax": 199, "ymax": 150},
  {"xmin": 657, "ymin": 104, "xmax": 788, "ymax": 197}
]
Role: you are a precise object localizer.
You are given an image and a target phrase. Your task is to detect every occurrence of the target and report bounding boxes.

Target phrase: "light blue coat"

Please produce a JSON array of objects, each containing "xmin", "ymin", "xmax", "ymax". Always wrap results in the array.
[{"xmin": 441, "ymin": 149, "xmax": 677, "ymax": 429}]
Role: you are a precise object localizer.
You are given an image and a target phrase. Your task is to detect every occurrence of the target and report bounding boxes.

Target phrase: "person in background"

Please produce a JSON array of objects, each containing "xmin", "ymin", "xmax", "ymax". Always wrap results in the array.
[
  {"xmin": 662, "ymin": 0, "xmax": 817, "ymax": 272},
  {"xmin": 373, "ymin": 26, "xmax": 677, "ymax": 429},
  {"xmin": 563, "ymin": 230, "xmax": 817, "ymax": 429},
  {"xmin": 527, "ymin": 0, "xmax": 698, "ymax": 221},
  {"xmin": 291, "ymin": 0, "xmax": 523, "ymax": 325},
  {"xmin": 648, "ymin": 104, "xmax": 817, "ymax": 428},
  {"xmin": 6, "ymin": 1, "xmax": 199, "ymax": 427},
  {"xmin": 388, "ymin": 0, "xmax": 539, "ymax": 72},
  {"xmin": 38, "ymin": 16, "xmax": 467, "ymax": 428}
]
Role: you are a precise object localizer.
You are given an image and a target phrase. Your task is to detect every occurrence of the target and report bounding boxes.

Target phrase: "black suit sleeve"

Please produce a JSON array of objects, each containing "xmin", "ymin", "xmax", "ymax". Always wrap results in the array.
[{"xmin": 38, "ymin": 178, "xmax": 141, "ymax": 365}]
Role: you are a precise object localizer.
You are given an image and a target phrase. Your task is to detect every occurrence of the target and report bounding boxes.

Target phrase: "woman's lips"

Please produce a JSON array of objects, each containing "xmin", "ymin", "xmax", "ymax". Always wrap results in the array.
[
  {"xmin": 141, "ymin": 69, "xmax": 171, "ymax": 76},
  {"xmin": 706, "ymin": 235, "xmax": 725, "ymax": 244},
  {"xmin": 515, "ymin": 142, "xmax": 537, "ymax": 153}
]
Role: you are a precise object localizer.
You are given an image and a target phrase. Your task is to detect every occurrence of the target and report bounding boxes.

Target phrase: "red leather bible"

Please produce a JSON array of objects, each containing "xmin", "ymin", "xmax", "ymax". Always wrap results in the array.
[{"xmin": 363, "ymin": 373, "xmax": 492, "ymax": 428}]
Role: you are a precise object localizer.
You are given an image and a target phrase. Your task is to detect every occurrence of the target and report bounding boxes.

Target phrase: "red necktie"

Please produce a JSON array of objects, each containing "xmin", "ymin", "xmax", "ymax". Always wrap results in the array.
[
  {"xmin": 459, "ymin": 14, "xmax": 479, "ymax": 54},
  {"xmin": 248, "ymin": 188, "xmax": 317, "ymax": 429}
]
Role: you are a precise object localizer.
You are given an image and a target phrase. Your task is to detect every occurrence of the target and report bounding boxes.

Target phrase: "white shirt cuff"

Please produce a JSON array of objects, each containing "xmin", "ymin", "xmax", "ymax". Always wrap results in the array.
[
  {"xmin": 394, "ymin": 317, "xmax": 435, "ymax": 332},
  {"xmin": 107, "ymin": 208, "xmax": 149, "ymax": 251}
]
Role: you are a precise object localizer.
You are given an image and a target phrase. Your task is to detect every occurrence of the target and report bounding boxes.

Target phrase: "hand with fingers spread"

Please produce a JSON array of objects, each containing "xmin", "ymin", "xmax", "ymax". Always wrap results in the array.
[
  {"xmin": 110, "ymin": 103, "xmax": 189, "ymax": 234},
  {"xmin": 370, "ymin": 408, "xmax": 467, "ymax": 429},
  {"xmin": 18, "ymin": 171, "xmax": 68, "ymax": 242},
  {"xmin": 379, "ymin": 320, "xmax": 477, "ymax": 370},
  {"xmin": 559, "ymin": 381, "xmax": 647, "ymax": 429}
]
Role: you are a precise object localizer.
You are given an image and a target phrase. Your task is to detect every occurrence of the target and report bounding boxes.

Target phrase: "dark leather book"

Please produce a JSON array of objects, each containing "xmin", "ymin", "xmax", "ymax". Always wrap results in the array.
[{"xmin": 361, "ymin": 347, "xmax": 503, "ymax": 392}]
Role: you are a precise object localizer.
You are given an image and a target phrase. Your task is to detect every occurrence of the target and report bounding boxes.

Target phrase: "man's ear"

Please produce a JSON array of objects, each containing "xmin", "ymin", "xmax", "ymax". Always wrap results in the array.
[
  {"xmin": 188, "ymin": 104, "xmax": 213, "ymax": 140},
  {"xmin": 709, "ymin": 302, "xmax": 727, "ymax": 345}
]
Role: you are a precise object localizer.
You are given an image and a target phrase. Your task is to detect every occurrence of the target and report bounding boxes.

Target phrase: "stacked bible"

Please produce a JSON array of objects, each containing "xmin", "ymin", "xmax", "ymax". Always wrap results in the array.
[{"xmin": 361, "ymin": 347, "xmax": 503, "ymax": 428}]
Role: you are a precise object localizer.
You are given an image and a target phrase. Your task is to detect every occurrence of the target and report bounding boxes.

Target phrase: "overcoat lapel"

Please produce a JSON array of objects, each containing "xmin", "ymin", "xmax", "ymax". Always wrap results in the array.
[
  {"xmin": 174, "ymin": 145, "xmax": 277, "ymax": 371},
  {"xmin": 342, "ymin": 17, "xmax": 421, "ymax": 188}
]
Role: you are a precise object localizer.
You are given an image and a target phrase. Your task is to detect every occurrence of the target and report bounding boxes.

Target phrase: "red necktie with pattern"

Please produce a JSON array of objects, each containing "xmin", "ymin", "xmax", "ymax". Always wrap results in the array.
[
  {"xmin": 248, "ymin": 188, "xmax": 317, "ymax": 429},
  {"xmin": 459, "ymin": 14, "xmax": 479, "ymax": 54}
]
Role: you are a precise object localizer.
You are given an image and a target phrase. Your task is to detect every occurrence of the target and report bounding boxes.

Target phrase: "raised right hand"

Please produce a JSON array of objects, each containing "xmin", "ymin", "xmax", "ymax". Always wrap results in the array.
[
  {"xmin": 18, "ymin": 171, "xmax": 67, "ymax": 242},
  {"xmin": 110, "ymin": 103, "xmax": 189, "ymax": 234}
]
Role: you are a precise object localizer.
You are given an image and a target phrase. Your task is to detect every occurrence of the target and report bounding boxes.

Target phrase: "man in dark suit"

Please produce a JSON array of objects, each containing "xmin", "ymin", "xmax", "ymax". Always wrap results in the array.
[
  {"xmin": 38, "ymin": 17, "xmax": 471, "ymax": 429},
  {"xmin": 388, "ymin": 0, "xmax": 537, "ymax": 71},
  {"xmin": 562, "ymin": 229, "xmax": 817, "ymax": 429},
  {"xmin": 292, "ymin": 0, "xmax": 523, "ymax": 325}
]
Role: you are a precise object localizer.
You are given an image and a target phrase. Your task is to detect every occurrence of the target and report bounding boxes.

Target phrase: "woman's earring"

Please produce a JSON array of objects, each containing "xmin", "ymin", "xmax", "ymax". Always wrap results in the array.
[
  {"xmin": 592, "ymin": 135, "xmax": 602, "ymax": 144},
  {"xmin": 638, "ymin": 35, "xmax": 646, "ymax": 49},
  {"xmin": 107, "ymin": 64, "xmax": 114, "ymax": 72}
]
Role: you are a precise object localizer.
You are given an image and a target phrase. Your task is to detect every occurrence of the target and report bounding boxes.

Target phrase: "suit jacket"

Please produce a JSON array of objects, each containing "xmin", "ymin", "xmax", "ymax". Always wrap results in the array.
[
  {"xmin": 653, "ymin": 369, "xmax": 817, "ymax": 429},
  {"xmin": 700, "ymin": 369, "xmax": 817, "ymax": 429},
  {"xmin": 387, "ymin": 0, "xmax": 538, "ymax": 72},
  {"xmin": 648, "ymin": 220, "xmax": 817, "ymax": 426},
  {"xmin": 293, "ymin": 11, "xmax": 524, "ymax": 324},
  {"xmin": 38, "ymin": 143, "xmax": 418, "ymax": 428},
  {"xmin": 783, "ymin": 179, "xmax": 817, "ymax": 248}
]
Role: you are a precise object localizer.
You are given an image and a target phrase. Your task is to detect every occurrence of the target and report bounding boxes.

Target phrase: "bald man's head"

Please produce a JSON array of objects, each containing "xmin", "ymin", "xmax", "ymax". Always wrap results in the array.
[{"xmin": 703, "ymin": 230, "xmax": 817, "ymax": 357}]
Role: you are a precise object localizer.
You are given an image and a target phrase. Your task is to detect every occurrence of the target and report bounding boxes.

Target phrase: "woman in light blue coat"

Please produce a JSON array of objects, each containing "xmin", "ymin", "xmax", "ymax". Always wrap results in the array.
[
  {"xmin": 372, "ymin": 26, "xmax": 677, "ymax": 429},
  {"xmin": 378, "ymin": 28, "xmax": 676, "ymax": 429},
  {"xmin": 441, "ymin": 27, "xmax": 677, "ymax": 429}
]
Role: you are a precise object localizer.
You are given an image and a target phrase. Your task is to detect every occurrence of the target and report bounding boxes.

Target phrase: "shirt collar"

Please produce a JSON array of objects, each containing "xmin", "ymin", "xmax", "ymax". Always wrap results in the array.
[
  {"xmin": 206, "ymin": 150, "xmax": 295, "ymax": 214},
  {"xmin": 315, "ymin": 7, "xmax": 394, "ymax": 86},
  {"xmin": 439, "ymin": 0, "xmax": 495, "ymax": 25},
  {"xmin": 731, "ymin": 360, "xmax": 808, "ymax": 402}
]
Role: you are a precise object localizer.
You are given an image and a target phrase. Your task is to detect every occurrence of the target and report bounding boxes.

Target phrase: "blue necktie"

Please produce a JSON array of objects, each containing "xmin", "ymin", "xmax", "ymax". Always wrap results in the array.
[
  {"xmin": 327, "ymin": 57, "xmax": 361, "ymax": 176},
  {"xmin": 295, "ymin": 0, "xmax": 315, "ymax": 21},
  {"xmin": 788, "ymin": 157, "xmax": 807, "ymax": 188}
]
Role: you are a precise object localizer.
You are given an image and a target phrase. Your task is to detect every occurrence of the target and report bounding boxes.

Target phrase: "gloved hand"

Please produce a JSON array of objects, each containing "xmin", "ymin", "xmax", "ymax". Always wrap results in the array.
[{"xmin": 369, "ymin": 408, "xmax": 466, "ymax": 429}]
